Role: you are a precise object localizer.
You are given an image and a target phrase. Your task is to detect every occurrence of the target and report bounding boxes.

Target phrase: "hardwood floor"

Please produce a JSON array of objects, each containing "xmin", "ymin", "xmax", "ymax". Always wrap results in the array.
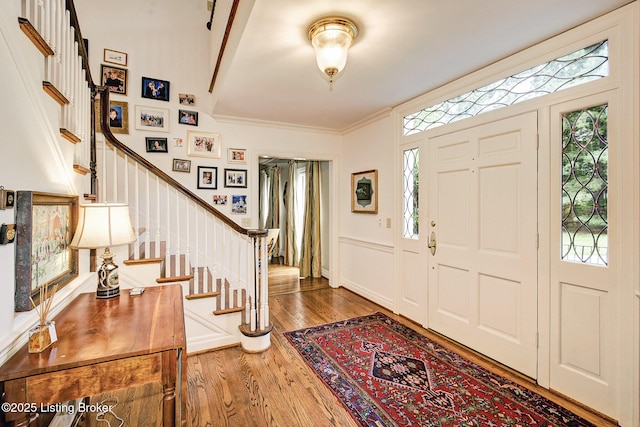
[{"xmin": 185, "ymin": 268, "xmax": 619, "ymax": 427}]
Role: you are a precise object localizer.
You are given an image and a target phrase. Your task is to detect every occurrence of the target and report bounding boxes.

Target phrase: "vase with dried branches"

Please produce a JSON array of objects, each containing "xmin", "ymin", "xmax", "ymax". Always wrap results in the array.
[{"xmin": 28, "ymin": 285, "xmax": 58, "ymax": 353}]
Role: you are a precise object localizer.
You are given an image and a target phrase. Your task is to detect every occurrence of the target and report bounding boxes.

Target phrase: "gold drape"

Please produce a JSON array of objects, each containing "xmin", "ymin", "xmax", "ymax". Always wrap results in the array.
[{"xmin": 299, "ymin": 161, "xmax": 322, "ymax": 278}]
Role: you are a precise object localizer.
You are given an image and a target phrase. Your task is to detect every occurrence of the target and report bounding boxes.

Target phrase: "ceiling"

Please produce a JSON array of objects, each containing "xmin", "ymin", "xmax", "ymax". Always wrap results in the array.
[{"xmin": 209, "ymin": 0, "xmax": 633, "ymax": 132}]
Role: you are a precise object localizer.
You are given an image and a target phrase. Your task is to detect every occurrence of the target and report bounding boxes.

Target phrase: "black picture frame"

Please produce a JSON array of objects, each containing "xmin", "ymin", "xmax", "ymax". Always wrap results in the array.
[
  {"xmin": 141, "ymin": 76, "xmax": 170, "ymax": 101},
  {"xmin": 224, "ymin": 168, "xmax": 247, "ymax": 188},
  {"xmin": 146, "ymin": 137, "xmax": 168, "ymax": 153},
  {"xmin": 178, "ymin": 109, "xmax": 198, "ymax": 126},
  {"xmin": 101, "ymin": 64, "xmax": 127, "ymax": 95},
  {"xmin": 15, "ymin": 191, "xmax": 79, "ymax": 312},
  {"xmin": 197, "ymin": 166, "xmax": 218, "ymax": 189}
]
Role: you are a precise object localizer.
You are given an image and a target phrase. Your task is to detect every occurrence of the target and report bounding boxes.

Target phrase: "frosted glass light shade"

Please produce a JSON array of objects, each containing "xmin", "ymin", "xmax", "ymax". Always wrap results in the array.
[
  {"xmin": 308, "ymin": 17, "xmax": 358, "ymax": 82},
  {"xmin": 70, "ymin": 203, "xmax": 136, "ymax": 249}
]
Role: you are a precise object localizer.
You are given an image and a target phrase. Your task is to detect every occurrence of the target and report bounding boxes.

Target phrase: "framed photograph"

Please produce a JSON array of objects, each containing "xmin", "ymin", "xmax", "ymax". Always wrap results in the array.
[
  {"xmin": 146, "ymin": 137, "xmax": 168, "ymax": 153},
  {"xmin": 103, "ymin": 48, "xmax": 128, "ymax": 66},
  {"xmin": 179, "ymin": 94, "xmax": 195, "ymax": 105},
  {"xmin": 100, "ymin": 64, "xmax": 127, "ymax": 95},
  {"xmin": 135, "ymin": 105, "xmax": 169, "ymax": 132},
  {"xmin": 15, "ymin": 191, "xmax": 79, "ymax": 312},
  {"xmin": 213, "ymin": 195, "xmax": 228, "ymax": 205},
  {"xmin": 187, "ymin": 131, "xmax": 221, "ymax": 158},
  {"xmin": 172, "ymin": 158, "xmax": 191, "ymax": 172},
  {"xmin": 141, "ymin": 76, "xmax": 170, "ymax": 102},
  {"xmin": 173, "ymin": 137, "xmax": 184, "ymax": 147},
  {"xmin": 179, "ymin": 109, "xmax": 198, "ymax": 126},
  {"xmin": 351, "ymin": 169, "xmax": 378, "ymax": 214},
  {"xmin": 224, "ymin": 168, "xmax": 247, "ymax": 188},
  {"xmin": 231, "ymin": 195, "xmax": 247, "ymax": 214},
  {"xmin": 96, "ymin": 100, "xmax": 129, "ymax": 134},
  {"xmin": 228, "ymin": 148, "xmax": 246, "ymax": 164},
  {"xmin": 197, "ymin": 166, "xmax": 218, "ymax": 189}
]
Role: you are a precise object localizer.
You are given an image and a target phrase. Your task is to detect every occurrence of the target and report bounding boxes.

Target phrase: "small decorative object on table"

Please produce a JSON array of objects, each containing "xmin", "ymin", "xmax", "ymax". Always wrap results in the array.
[{"xmin": 28, "ymin": 285, "xmax": 58, "ymax": 353}]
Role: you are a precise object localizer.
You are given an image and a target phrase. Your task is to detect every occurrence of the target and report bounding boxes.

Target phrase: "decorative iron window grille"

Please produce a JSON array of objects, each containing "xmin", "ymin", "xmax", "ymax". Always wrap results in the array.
[
  {"xmin": 403, "ymin": 40, "xmax": 609, "ymax": 136},
  {"xmin": 402, "ymin": 148, "xmax": 420, "ymax": 239},
  {"xmin": 561, "ymin": 104, "xmax": 608, "ymax": 266}
]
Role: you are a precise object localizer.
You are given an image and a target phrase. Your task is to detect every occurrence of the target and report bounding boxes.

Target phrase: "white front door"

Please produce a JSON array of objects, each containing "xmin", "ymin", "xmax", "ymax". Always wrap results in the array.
[{"xmin": 427, "ymin": 112, "xmax": 538, "ymax": 378}]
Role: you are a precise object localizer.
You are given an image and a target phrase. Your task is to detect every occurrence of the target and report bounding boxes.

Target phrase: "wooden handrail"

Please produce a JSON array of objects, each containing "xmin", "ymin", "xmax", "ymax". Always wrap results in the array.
[
  {"xmin": 208, "ymin": 0, "xmax": 240, "ymax": 93},
  {"xmin": 98, "ymin": 88, "xmax": 251, "ymax": 235},
  {"xmin": 66, "ymin": 0, "xmax": 94, "ymax": 89}
]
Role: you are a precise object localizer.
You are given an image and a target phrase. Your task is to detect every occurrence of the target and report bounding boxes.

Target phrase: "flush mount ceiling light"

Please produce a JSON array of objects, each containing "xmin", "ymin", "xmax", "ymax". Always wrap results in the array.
[{"xmin": 308, "ymin": 17, "xmax": 358, "ymax": 85}]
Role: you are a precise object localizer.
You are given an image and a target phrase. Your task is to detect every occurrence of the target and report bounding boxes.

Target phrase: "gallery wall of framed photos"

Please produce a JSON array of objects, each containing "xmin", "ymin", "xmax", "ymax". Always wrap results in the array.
[{"xmin": 97, "ymin": 47, "xmax": 250, "ymax": 221}]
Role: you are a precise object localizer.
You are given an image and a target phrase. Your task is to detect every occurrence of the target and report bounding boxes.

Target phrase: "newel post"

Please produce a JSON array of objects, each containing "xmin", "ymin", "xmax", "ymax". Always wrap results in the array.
[{"xmin": 239, "ymin": 229, "xmax": 273, "ymax": 352}]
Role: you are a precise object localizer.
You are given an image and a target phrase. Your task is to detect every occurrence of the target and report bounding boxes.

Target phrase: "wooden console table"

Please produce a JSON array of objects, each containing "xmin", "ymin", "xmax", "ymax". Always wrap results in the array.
[{"xmin": 0, "ymin": 284, "xmax": 186, "ymax": 426}]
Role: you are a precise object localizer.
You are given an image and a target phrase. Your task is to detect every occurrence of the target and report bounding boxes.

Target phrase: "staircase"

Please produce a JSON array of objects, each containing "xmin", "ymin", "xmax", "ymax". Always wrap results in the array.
[{"xmin": 15, "ymin": 0, "xmax": 273, "ymax": 354}]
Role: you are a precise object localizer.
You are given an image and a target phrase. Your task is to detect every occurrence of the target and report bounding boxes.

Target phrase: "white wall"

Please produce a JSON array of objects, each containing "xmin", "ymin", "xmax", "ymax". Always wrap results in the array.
[
  {"xmin": 0, "ymin": 1, "xmax": 94, "ymax": 363},
  {"xmin": 339, "ymin": 113, "xmax": 396, "ymax": 307}
]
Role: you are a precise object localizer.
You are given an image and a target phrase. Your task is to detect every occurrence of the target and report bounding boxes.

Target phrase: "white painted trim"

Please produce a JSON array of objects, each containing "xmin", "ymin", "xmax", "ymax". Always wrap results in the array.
[
  {"xmin": 339, "ymin": 278, "xmax": 394, "ymax": 309},
  {"xmin": 338, "ymin": 236, "xmax": 394, "ymax": 253}
]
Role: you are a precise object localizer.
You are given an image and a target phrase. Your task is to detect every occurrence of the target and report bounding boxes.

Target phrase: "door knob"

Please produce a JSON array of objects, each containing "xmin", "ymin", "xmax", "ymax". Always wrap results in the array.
[{"xmin": 428, "ymin": 231, "xmax": 436, "ymax": 255}]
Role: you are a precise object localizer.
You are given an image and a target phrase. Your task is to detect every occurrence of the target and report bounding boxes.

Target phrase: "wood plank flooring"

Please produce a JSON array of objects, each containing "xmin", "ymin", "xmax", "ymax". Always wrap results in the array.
[{"xmin": 185, "ymin": 267, "xmax": 618, "ymax": 427}]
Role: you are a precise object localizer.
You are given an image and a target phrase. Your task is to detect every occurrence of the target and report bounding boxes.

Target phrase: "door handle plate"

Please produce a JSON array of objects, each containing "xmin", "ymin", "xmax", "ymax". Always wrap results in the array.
[{"xmin": 428, "ymin": 231, "xmax": 436, "ymax": 255}]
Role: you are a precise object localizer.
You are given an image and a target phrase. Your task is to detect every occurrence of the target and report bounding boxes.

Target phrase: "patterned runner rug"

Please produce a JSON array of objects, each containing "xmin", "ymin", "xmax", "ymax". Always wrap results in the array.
[{"xmin": 284, "ymin": 312, "xmax": 594, "ymax": 426}]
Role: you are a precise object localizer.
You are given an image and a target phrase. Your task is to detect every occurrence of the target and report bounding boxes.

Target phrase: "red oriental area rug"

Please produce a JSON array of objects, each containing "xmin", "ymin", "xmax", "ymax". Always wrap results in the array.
[{"xmin": 284, "ymin": 312, "xmax": 594, "ymax": 427}]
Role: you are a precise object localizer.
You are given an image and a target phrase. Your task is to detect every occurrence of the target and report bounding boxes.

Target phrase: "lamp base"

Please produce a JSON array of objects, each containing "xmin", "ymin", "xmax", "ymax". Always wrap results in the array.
[{"xmin": 97, "ymin": 247, "xmax": 120, "ymax": 299}]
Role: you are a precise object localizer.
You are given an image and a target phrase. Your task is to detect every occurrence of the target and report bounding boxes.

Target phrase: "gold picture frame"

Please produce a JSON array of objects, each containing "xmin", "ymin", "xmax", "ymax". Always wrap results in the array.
[{"xmin": 96, "ymin": 99, "xmax": 129, "ymax": 134}]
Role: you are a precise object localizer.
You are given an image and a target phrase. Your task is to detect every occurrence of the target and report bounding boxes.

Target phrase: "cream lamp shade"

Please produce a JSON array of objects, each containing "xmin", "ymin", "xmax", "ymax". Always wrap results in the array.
[
  {"xmin": 308, "ymin": 17, "xmax": 358, "ymax": 84},
  {"xmin": 70, "ymin": 203, "xmax": 136, "ymax": 249},
  {"xmin": 70, "ymin": 203, "xmax": 136, "ymax": 298}
]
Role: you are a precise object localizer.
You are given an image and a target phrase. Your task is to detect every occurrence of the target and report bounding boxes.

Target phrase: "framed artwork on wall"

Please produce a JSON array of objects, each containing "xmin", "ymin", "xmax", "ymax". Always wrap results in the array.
[
  {"xmin": 15, "ymin": 191, "xmax": 79, "ymax": 312},
  {"xmin": 231, "ymin": 195, "xmax": 247, "ymax": 214},
  {"xmin": 197, "ymin": 166, "xmax": 218, "ymax": 189},
  {"xmin": 187, "ymin": 131, "xmax": 221, "ymax": 158},
  {"xmin": 213, "ymin": 195, "xmax": 228, "ymax": 205},
  {"xmin": 351, "ymin": 169, "xmax": 378, "ymax": 214},
  {"xmin": 135, "ymin": 105, "xmax": 169, "ymax": 132},
  {"xmin": 100, "ymin": 64, "xmax": 127, "ymax": 95},
  {"xmin": 228, "ymin": 148, "xmax": 246, "ymax": 164},
  {"xmin": 172, "ymin": 158, "xmax": 191, "ymax": 173},
  {"xmin": 224, "ymin": 169, "xmax": 247, "ymax": 188},
  {"xmin": 146, "ymin": 137, "xmax": 168, "ymax": 153},
  {"xmin": 178, "ymin": 109, "xmax": 198, "ymax": 126},
  {"xmin": 141, "ymin": 76, "xmax": 170, "ymax": 101},
  {"xmin": 103, "ymin": 48, "xmax": 128, "ymax": 66},
  {"xmin": 96, "ymin": 100, "xmax": 129, "ymax": 134},
  {"xmin": 179, "ymin": 94, "xmax": 195, "ymax": 105}
]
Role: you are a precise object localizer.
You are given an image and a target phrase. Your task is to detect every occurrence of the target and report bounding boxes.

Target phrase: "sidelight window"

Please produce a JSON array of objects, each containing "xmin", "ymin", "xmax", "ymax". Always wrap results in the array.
[
  {"xmin": 402, "ymin": 148, "xmax": 420, "ymax": 239},
  {"xmin": 561, "ymin": 104, "xmax": 608, "ymax": 266}
]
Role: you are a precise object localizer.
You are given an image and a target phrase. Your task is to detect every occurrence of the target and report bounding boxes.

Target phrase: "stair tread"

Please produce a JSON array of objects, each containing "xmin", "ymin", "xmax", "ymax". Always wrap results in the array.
[
  {"xmin": 185, "ymin": 292, "xmax": 220, "ymax": 300},
  {"xmin": 157, "ymin": 275, "xmax": 193, "ymax": 283},
  {"xmin": 213, "ymin": 307, "xmax": 244, "ymax": 315},
  {"xmin": 124, "ymin": 257, "xmax": 164, "ymax": 265}
]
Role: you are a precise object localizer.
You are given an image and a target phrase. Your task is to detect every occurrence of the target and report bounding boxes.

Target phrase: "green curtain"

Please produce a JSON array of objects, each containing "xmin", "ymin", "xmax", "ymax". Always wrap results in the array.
[
  {"xmin": 299, "ymin": 161, "xmax": 322, "ymax": 278},
  {"xmin": 265, "ymin": 167, "xmax": 280, "ymax": 259},
  {"xmin": 284, "ymin": 160, "xmax": 298, "ymax": 266}
]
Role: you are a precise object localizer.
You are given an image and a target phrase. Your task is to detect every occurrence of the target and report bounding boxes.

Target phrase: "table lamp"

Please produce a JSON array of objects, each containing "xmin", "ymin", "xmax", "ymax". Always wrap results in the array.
[{"xmin": 70, "ymin": 203, "xmax": 136, "ymax": 298}]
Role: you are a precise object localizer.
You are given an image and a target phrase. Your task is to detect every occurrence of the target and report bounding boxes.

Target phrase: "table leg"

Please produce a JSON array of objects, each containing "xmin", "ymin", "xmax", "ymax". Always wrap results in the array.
[{"xmin": 161, "ymin": 351, "xmax": 176, "ymax": 427}]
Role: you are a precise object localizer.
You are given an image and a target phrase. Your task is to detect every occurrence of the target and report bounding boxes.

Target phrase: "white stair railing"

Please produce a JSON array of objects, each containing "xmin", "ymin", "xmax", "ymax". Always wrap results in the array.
[
  {"xmin": 18, "ymin": 0, "xmax": 272, "ymax": 350},
  {"xmin": 96, "ymin": 91, "xmax": 272, "ymax": 350},
  {"xmin": 19, "ymin": 0, "xmax": 93, "ymax": 173}
]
